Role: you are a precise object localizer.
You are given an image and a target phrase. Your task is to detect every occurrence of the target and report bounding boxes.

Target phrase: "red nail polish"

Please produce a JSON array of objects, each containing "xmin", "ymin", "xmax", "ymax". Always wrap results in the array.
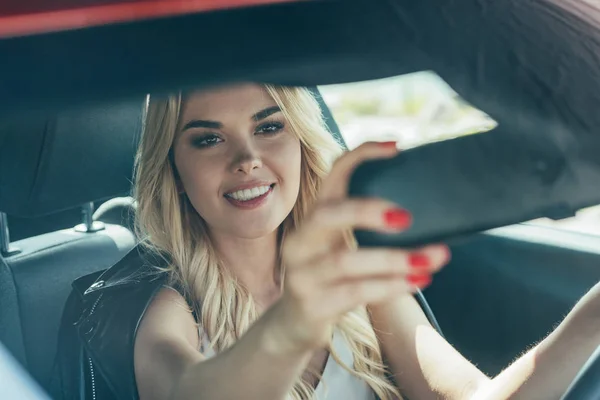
[
  {"xmin": 407, "ymin": 274, "xmax": 432, "ymax": 287},
  {"xmin": 409, "ymin": 253, "xmax": 430, "ymax": 268},
  {"xmin": 383, "ymin": 208, "xmax": 412, "ymax": 229},
  {"xmin": 378, "ymin": 141, "xmax": 398, "ymax": 149}
]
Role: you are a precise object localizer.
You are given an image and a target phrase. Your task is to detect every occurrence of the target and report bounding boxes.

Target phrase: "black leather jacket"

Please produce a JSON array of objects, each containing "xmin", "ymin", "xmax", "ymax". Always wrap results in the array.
[{"xmin": 56, "ymin": 245, "xmax": 169, "ymax": 400}]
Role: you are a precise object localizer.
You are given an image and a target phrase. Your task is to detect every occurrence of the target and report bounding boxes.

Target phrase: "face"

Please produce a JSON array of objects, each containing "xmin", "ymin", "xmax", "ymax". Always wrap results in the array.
[{"xmin": 173, "ymin": 84, "xmax": 302, "ymax": 239}]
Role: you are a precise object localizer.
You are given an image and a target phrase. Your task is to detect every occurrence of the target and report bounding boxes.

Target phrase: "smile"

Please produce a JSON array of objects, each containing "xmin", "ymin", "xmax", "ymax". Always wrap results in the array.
[
  {"xmin": 225, "ymin": 184, "xmax": 273, "ymax": 201},
  {"xmin": 223, "ymin": 183, "xmax": 276, "ymax": 209}
]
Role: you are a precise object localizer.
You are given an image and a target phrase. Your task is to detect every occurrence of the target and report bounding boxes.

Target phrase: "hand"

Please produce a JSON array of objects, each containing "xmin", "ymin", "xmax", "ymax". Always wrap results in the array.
[{"xmin": 271, "ymin": 141, "xmax": 450, "ymax": 354}]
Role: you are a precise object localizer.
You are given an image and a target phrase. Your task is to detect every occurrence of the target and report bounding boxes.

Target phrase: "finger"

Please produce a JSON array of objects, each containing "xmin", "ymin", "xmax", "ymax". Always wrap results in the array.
[
  {"xmin": 415, "ymin": 244, "xmax": 451, "ymax": 272},
  {"xmin": 314, "ymin": 247, "xmax": 449, "ymax": 285},
  {"xmin": 403, "ymin": 244, "xmax": 450, "ymax": 289},
  {"xmin": 319, "ymin": 141, "xmax": 398, "ymax": 202},
  {"xmin": 285, "ymin": 245, "xmax": 450, "ymax": 305},
  {"xmin": 314, "ymin": 277, "xmax": 415, "ymax": 318},
  {"xmin": 308, "ymin": 198, "xmax": 412, "ymax": 232},
  {"xmin": 286, "ymin": 198, "xmax": 412, "ymax": 259},
  {"xmin": 285, "ymin": 245, "xmax": 449, "ymax": 297}
]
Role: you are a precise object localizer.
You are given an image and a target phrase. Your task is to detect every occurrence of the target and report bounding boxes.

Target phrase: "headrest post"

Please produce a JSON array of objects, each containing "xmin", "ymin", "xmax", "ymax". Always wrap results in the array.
[
  {"xmin": 74, "ymin": 202, "xmax": 105, "ymax": 233},
  {"xmin": 83, "ymin": 202, "xmax": 94, "ymax": 229},
  {"xmin": 0, "ymin": 212, "xmax": 20, "ymax": 256}
]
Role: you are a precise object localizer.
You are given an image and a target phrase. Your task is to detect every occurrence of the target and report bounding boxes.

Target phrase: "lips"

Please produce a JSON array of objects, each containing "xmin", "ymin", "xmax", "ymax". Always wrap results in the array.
[
  {"xmin": 225, "ymin": 184, "xmax": 272, "ymax": 201},
  {"xmin": 223, "ymin": 180, "xmax": 275, "ymax": 208},
  {"xmin": 223, "ymin": 182, "xmax": 276, "ymax": 209}
]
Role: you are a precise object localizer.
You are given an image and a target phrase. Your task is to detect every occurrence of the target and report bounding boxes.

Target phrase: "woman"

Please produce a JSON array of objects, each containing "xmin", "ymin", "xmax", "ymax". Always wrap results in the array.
[{"xmin": 89, "ymin": 83, "xmax": 600, "ymax": 400}]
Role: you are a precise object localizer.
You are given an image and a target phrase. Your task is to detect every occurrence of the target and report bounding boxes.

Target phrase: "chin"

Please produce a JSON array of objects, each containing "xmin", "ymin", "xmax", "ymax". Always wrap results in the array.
[
  {"xmin": 226, "ymin": 217, "xmax": 283, "ymax": 239},
  {"xmin": 231, "ymin": 228, "xmax": 278, "ymax": 240}
]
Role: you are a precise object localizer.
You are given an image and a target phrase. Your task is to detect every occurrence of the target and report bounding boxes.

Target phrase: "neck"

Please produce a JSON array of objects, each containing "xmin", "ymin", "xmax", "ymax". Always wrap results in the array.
[{"xmin": 210, "ymin": 229, "xmax": 281, "ymax": 309}]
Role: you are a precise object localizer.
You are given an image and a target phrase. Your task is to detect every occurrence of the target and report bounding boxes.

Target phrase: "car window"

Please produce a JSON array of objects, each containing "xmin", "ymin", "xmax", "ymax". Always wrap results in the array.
[
  {"xmin": 319, "ymin": 71, "xmax": 496, "ymax": 150},
  {"xmin": 527, "ymin": 207, "xmax": 600, "ymax": 236},
  {"xmin": 319, "ymin": 72, "xmax": 600, "ymax": 236}
]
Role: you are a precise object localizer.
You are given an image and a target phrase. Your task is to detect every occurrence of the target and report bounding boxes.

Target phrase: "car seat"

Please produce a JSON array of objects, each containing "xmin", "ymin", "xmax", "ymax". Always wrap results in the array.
[{"xmin": 0, "ymin": 97, "xmax": 145, "ymax": 397}]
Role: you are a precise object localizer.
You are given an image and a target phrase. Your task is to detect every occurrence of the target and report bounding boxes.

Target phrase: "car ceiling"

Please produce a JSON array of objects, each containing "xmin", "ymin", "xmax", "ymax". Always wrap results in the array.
[
  {"xmin": 0, "ymin": 0, "xmax": 597, "ymax": 123},
  {"xmin": 2, "ymin": 0, "xmax": 600, "ymax": 231},
  {"xmin": 0, "ymin": 0, "xmax": 599, "ymax": 162}
]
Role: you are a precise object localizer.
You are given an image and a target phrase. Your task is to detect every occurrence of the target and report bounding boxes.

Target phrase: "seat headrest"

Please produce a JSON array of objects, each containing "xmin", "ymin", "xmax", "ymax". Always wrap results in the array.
[{"xmin": 0, "ymin": 98, "xmax": 145, "ymax": 217}]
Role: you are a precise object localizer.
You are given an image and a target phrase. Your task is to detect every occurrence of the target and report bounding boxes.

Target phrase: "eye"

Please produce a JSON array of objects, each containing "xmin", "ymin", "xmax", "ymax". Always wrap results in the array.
[
  {"xmin": 191, "ymin": 134, "xmax": 223, "ymax": 148},
  {"xmin": 255, "ymin": 121, "xmax": 284, "ymax": 135}
]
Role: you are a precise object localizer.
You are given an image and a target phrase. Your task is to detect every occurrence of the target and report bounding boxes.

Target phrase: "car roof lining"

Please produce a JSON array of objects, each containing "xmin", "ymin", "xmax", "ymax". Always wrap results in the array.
[
  {"xmin": 2, "ymin": 0, "xmax": 600, "ymax": 229},
  {"xmin": 1, "ymin": 0, "xmax": 598, "ymax": 129},
  {"xmin": 1, "ymin": 1, "xmax": 599, "ymax": 168}
]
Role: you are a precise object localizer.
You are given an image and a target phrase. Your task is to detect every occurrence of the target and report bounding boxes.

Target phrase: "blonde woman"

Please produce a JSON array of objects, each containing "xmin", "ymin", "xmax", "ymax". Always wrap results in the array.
[{"xmin": 73, "ymin": 83, "xmax": 600, "ymax": 400}]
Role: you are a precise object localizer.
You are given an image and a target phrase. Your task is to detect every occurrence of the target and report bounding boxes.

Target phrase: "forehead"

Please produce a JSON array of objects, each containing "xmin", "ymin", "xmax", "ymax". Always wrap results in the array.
[{"xmin": 181, "ymin": 83, "xmax": 276, "ymax": 122}]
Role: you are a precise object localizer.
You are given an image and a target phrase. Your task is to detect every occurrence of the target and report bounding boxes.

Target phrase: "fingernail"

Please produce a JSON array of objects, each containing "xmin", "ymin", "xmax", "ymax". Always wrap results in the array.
[
  {"xmin": 378, "ymin": 141, "xmax": 398, "ymax": 149},
  {"xmin": 406, "ymin": 274, "xmax": 432, "ymax": 287},
  {"xmin": 409, "ymin": 253, "xmax": 430, "ymax": 268},
  {"xmin": 383, "ymin": 208, "xmax": 412, "ymax": 230}
]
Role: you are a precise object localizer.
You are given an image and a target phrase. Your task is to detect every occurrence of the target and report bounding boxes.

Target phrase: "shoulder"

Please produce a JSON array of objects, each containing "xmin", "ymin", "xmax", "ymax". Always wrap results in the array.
[
  {"xmin": 134, "ymin": 287, "xmax": 203, "ymax": 400},
  {"xmin": 145, "ymin": 286, "xmax": 198, "ymax": 331},
  {"xmin": 136, "ymin": 286, "xmax": 200, "ymax": 357},
  {"xmin": 154, "ymin": 285, "xmax": 192, "ymax": 307}
]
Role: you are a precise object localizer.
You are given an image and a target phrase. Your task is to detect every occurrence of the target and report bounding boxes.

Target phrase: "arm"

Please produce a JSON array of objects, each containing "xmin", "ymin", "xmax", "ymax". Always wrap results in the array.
[
  {"xmin": 475, "ymin": 281, "xmax": 600, "ymax": 400},
  {"xmin": 133, "ymin": 142, "xmax": 435, "ymax": 400},
  {"xmin": 368, "ymin": 293, "xmax": 490, "ymax": 400},
  {"xmin": 369, "ymin": 281, "xmax": 600, "ymax": 400},
  {"xmin": 134, "ymin": 288, "xmax": 313, "ymax": 400}
]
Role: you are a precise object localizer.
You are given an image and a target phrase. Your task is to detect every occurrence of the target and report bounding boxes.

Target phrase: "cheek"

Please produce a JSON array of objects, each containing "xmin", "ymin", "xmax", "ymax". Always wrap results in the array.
[
  {"xmin": 289, "ymin": 145, "xmax": 302, "ymax": 190},
  {"xmin": 175, "ymin": 150, "xmax": 222, "ymax": 209},
  {"xmin": 269, "ymin": 137, "xmax": 302, "ymax": 193}
]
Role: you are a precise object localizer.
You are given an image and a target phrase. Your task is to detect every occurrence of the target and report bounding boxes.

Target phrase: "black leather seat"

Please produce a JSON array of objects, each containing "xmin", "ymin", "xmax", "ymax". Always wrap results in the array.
[{"xmin": 0, "ymin": 97, "xmax": 145, "ymax": 397}]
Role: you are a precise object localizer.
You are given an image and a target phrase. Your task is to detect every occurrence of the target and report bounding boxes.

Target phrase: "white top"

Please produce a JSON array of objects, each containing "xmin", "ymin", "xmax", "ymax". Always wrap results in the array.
[{"xmin": 199, "ymin": 328, "xmax": 376, "ymax": 400}]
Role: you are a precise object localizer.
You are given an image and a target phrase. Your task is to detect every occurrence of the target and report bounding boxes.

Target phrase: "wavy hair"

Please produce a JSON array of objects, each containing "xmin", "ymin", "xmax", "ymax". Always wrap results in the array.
[{"xmin": 134, "ymin": 85, "xmax": 400, "ymax": 400}]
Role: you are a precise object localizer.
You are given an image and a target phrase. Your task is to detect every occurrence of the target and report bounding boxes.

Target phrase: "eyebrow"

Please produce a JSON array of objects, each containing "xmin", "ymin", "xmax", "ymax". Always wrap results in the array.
[
  {"xmin": 252, "ymin": 106, "xmax": 281, "ymax": 121},
  {"xmin": 181, "ymin": 106, "xmax": 282, "ymax": 132}
]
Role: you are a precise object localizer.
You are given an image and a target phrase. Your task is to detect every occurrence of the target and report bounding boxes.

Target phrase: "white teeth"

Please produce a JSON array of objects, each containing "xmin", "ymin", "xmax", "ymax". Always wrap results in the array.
[{"xmin": 226, "ymin": 185, "xmax": 271, "ymax": 201}]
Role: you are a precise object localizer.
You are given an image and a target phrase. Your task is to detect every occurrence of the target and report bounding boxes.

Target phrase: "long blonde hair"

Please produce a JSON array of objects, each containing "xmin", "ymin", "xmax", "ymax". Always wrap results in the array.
[{"xmin": 134, "ymin": 85, "xmax": 400, "ymax": 399}]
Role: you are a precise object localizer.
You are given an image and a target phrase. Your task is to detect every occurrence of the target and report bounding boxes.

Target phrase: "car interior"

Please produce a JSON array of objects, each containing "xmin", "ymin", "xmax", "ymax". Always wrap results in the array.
[
  {"xmin": 0, "ymin": 97, "xmax": 144, "ymax": 396},
  {"xmin": 1, "ymin": 0, "xmax": 600, "ymax": 399},
  {"xmin": 2, "ymin": 85, "xmax": 600, "ymax": 398}
]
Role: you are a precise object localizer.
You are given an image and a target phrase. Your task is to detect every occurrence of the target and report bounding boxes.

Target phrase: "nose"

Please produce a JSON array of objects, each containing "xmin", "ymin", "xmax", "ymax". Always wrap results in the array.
[{"xmin": 230, "ymin": 141, "xmax": 263, "ymax": 174}]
